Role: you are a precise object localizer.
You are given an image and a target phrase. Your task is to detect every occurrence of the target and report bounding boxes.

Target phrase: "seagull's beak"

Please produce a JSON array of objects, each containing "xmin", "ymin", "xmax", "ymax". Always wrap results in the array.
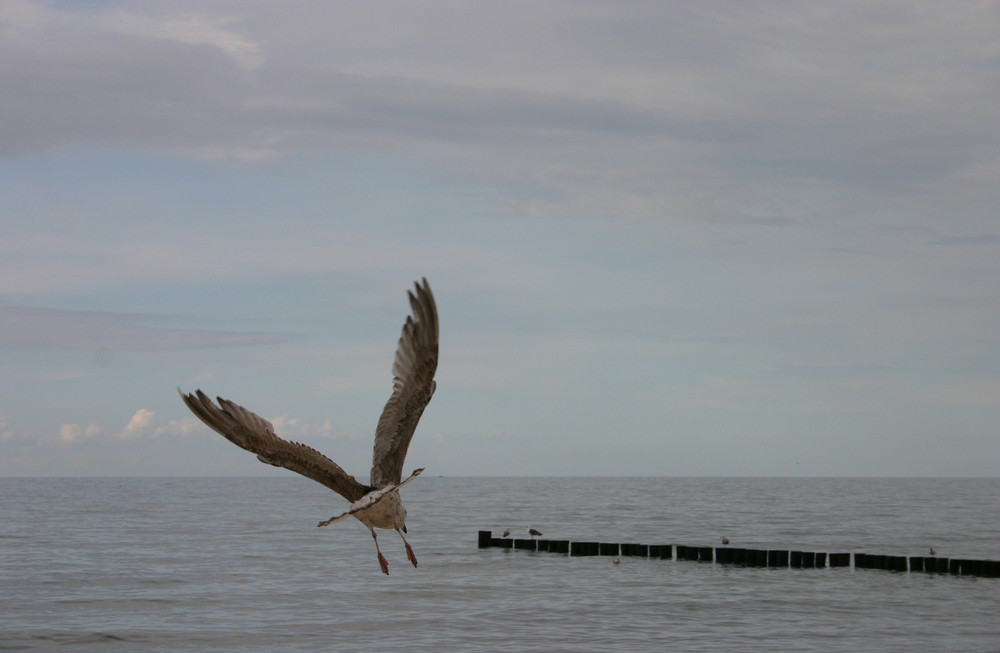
[{"xmin": 402, "ymin": 525, "xmax": 407, "ymax": 534}]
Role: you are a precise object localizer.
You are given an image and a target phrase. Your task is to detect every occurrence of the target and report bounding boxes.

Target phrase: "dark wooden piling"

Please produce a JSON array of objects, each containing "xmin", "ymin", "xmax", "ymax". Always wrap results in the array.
[
  {"xmin": 953, "ymin": 559, "xmax": 975, "ymax": 575},
  {"xmin": 985, "ymin": 560, "xmax": 1000, "ymax": 577},
  {"xmin": 926, "ymin": 556, "xmax": 949, "ymax": 573},
  {"xmin": 599, "ymin": 542, "xmax": 620, "ymax": 556},
  {"xmin": 623, "ymin": 543, "xmax": 650, "ymax": 557},
  {"xmin": 480, "ymin": 532, "xmax": 998, "ymax": 578},
  {"xmin": 549, "ymin": 540, "xmax": 570, "ymax": 554}
]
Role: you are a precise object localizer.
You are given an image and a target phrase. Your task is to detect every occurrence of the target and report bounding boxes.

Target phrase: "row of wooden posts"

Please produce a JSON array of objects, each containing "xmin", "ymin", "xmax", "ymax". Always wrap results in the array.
[{"xmin": 477, "ymin": 531, "xmax": 999, "ymax": 578}]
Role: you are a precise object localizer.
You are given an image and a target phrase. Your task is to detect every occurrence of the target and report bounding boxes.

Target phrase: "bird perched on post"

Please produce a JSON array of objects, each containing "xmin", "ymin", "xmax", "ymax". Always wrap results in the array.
[{"xmin": 179, "ymin": 278, "xmax": 438, "ymax": 575}]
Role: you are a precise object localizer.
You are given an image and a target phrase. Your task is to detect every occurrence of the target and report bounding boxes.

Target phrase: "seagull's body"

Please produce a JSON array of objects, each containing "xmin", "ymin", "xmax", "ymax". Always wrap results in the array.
[{"xmin": 179, "ymin": 278, "xmax": 438, "ymax": 575}]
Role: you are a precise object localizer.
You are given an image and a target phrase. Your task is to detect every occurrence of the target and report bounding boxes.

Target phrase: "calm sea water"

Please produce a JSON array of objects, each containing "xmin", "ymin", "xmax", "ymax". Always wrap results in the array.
[{"xmin": 2, "ymin": 477, "xmax": 998, "ymax": 652}]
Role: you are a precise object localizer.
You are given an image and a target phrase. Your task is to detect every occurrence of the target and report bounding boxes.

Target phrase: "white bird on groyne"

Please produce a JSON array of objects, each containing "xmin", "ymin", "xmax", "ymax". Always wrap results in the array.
[{"xmin": 180, "ymin": 279, "xmax": 438, "ymax": 575}]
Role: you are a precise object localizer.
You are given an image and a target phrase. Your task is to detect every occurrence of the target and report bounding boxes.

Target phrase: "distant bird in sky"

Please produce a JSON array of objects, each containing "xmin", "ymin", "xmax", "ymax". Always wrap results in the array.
[
  {"xmin": 528, "ymin": 528, "xmax": 543, "ymax": 537},
  {"xmin": 180, "ymin": 279, "xmax": 438, "ymax": 575}
]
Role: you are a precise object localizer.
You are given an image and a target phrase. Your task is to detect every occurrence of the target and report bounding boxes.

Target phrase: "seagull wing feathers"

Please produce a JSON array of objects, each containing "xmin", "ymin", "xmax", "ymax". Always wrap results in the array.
[
  {"xmin": 179, "ymin": 389, "xmax": 370, "ymax": 502},
  {"xmin": 370, "ymin": 278, "xmax": 439, "ymax": 488}
]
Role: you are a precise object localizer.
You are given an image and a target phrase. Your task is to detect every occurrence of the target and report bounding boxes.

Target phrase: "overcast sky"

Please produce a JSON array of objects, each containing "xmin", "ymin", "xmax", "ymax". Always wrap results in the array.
[{"xmin": 2, "ymin": 1, "xmax": 998, "ymax": 478}]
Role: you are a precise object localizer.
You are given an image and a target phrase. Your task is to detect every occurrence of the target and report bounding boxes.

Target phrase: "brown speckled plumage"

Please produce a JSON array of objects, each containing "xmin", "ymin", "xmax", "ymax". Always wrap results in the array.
[{"xmin": 179, "ymin": 278, "xmax": 438, "ymax": 574}]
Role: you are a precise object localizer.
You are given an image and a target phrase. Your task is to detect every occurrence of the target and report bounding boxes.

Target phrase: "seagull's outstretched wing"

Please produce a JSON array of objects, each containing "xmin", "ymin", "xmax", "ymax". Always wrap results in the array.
[
  {"xmin": 370, "ymin": 278, "xmax": 439, "ymax": 488},
  {"xmin": 179, "ymin": 389, "xmax": 370, "ymax": 502}
]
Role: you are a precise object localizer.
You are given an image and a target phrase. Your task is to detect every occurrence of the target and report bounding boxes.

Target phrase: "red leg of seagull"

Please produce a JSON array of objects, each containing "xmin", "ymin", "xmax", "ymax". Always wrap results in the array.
[
  {"xmin": 371, "ymin": 529, "xmax": 389, "ymax": 575},
  {"xmin": 397, "ymin": 528, "xmax": 418, "ymax": 567}
]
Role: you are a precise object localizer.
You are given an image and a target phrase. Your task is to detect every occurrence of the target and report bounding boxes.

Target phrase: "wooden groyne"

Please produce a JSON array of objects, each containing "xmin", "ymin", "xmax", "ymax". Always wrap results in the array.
[{"xmin": 477, "ymin": 531, "xmax": 1000, "ymax": 578}]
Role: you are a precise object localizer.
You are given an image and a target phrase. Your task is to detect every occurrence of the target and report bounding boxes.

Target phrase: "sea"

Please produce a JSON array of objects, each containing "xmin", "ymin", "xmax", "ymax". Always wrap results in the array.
[{"xmin": 2, "ymin": 476, "xmax": 998, "ymax": 652}]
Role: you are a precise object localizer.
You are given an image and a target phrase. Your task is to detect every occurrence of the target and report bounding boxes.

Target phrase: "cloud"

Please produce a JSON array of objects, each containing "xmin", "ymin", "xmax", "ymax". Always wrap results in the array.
[
  {"xmin": 59, "ymin": 422, "xmax": 101, "ymax": 444},
  {"xmin": 152, "ymin": 416, "xmax": 204, "ymax": 438},
  {"xmin": 100, "ymin": 9, "xmax": 264, "ymax": 71},
  {"xmin": 121, "ymin": 409, "xmax": 155, "ymax": 439},
  {"xmin": 3, "ymin": 1, "xmax": 997, "ymax": 223},
  {"xmin": 0, "ymin": 306, "xmax": 291, "ymax": 351},
  {"xmin": 269, "ymin": 415, "xmax": 355, "ymax": 442}
]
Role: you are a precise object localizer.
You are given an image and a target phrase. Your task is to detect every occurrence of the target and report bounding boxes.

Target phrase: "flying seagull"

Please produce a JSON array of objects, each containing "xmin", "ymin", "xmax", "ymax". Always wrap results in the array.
[{"xmin": 179, "ymin": 278, "xmax": 438, "ymax": 575}]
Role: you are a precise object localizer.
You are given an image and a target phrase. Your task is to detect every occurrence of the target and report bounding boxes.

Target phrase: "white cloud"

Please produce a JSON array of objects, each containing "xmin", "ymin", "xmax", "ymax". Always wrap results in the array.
[
  {"xmin": 100, "ymin": 10, "xmax": 264, "ymax": 71},
  {"xmin": 58, "ymin": 422, "xmax": 100, "ymax": 444},
  {"xmin": 121, "ymin": 409, "xmax": 155, "ymax": 439},
  {"xmin": 270, "ymin": 415, "xmax": 346, "ymax": 442},
  {"xmin": 153, "ymin": 416, "xmax": 204, "ymax": 438}
]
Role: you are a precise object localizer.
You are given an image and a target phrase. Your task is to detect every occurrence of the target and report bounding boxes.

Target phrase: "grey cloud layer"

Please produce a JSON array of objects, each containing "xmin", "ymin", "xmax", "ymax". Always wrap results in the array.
[{"xmin": 3, "ymin": 1, "xmax": 998, "ymax": 224}]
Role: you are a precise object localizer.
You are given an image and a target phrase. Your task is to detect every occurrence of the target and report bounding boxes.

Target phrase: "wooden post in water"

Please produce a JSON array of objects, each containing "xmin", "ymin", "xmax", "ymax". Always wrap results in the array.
[
  {"xmin": 599, "ymin": 542, "xmax": 619, "ymax": 556},
  {"xmin": 619, "ymin": 543, "xmax": 645, "ymax": 557},
  {"xmin": 571, "ymin": 541, "xmax": 599, "ymax": 556},
  {"xmin": 478, "ymin": 532, "xmax": 1000, "ymax": 578}
]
